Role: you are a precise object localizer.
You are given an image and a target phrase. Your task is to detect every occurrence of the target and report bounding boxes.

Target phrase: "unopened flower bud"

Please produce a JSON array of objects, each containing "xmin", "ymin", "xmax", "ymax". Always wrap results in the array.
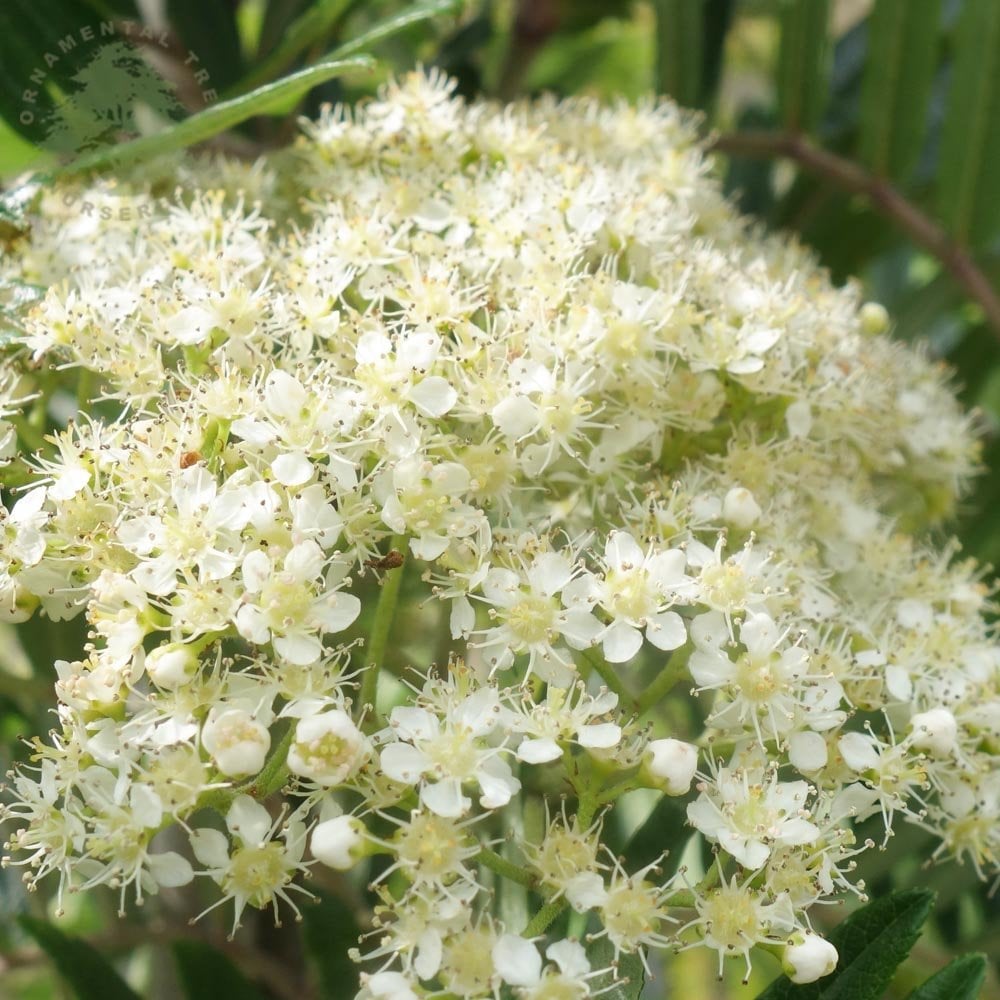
[
  {"xmin": 859, "ymin": 301, "xmax": 889, "ymax": 335},
  {"xmin": 201, "ymin": 708, "xmax": 270, "ymax": 777},
  {"xmin": 311, "ymin": 815, "xmax": 368, "ymax": 870},
  {"xmin": 782, "ymin": 932, "xmax": 838, "ymax": 984},
  {"xmin": 908, "ymin": 708, "xmax": 958, "ymax": 756},
  {"xmin": 722, "ymin": 486, "xmax": 762, "ymax": 529},
  {"xmin": 145, "ymin": 643, "xmax": 197, "ymax": 689},
  {"xmin": 643, "ymin": 738, "xmax": 698, "ymax": 795}
]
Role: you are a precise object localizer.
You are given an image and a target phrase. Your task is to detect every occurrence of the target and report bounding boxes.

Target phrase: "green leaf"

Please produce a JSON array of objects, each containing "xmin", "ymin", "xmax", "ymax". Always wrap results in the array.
[
  {"xmin": 327, "ymin": 0, "xmax": 464, "ymax": 62},
  {"xmin": 653, "ymin": 0, "xmax": 704, "ymax": 106},
  {"xmin": 938, "ymin": 0, "xmax": 1000, "ymax": 246},
  {"xmin": 0, "ymin": 0, "xmax": 141, "ymax": 146},
  {"xmin": 56, "ymin": 54, "xmax": 371, "ymax": 178},
  {"xmin": 17, "ymin": 915, "xmax": 140, "ymax": 1000},
  {"xmin": 234, "ymin": 0, "xmax": 354, "ymax": 95},
  {"xmin": 172, "ymin": 939, "xmax": 267, "ymax": 1000},
  {"xmin": 301, "ymin": 889, "xmax": 362, "ymax": 997},
  {"xmin": 585, "ymin": 936, "xmax": 645, "ymax": 1000},
  {"xmin": 905, "ymin": 953, "xmax": 987, "ymax": 1000},
  {"xmin": 608, "ymin": 793, "xmax": 689, "ymax": 875},
  {"xmin": 166, "ymin": 0, "xmax": 246, "ymax": 94},
  {"xmin": 859, "ymin": 0, "xmax": 941, "ymax": 180},
  {"xmin": 755, "ymin": 888, "xmax": 934, "ymax": 1000},
  {"xmin": 777, "ymin": 0, "xmax": 831, "ymax": 133}
]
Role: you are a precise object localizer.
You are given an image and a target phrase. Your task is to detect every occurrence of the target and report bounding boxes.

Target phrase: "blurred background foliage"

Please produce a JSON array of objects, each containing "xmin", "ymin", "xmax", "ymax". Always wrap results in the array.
[{"xmin": 2, "ymin": 0, "xmax": 1000, "ymax": 997}]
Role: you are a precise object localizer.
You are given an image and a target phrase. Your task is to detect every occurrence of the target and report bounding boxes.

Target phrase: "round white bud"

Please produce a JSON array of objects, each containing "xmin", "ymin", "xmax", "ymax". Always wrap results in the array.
[
  {"xmin": 909, "ymin": 708, "xmax": 958, "ymax": 756},
  {"xmin": 722, "ymin": 486, "xmax": 762, "ymax": 529},
  {"xmin": 311, "ymin": 815, "xmax": 368, "ymax": 870},
  {"xmin": 644, "ymin": 738, "xmax": 698, "ymax": 795},
  {"xmin": 859, "ymin": 301, "xmax": 889, "ymax": 335},
  {"xmin": 201, "ymin": 708, "xmax": 270, "ymax": 777},
  {"xmin": 782, "ymin": 932, "xmax": 838, "ymax": 984},
  {"xmin": 145, "ymin": 643, "xmax": 197, "ymax": 689},
  {"xmin": 287, "ymin": 710, "xmax": 369, "ymax": 786}
]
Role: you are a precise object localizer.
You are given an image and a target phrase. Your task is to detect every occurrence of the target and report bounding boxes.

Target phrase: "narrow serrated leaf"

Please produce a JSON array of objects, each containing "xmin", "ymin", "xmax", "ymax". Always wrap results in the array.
[
  {"xmin": 905, "ymin": 953, "xmax": 987, "ymax": 1000},
  {"xmin": 938, "ymin": 0, "xmax": 1000, "ymax": 245},
  {"xmin": 585, "ymin": 937, "xmax": 645, "ymax": 1000},
  {"xmin": 755, "ymin": 889, "xmax": 934, "ymax": 1000},
  {"xmin": 18, "ymin": 915, "xmax": 140, "ymax": 1000},
  {"xmin": 56, "ymin": 55, "xmax": 371, "ymax": 177},
  {"xmin": 652, "ymin": 0, "xmax": 704, "ymax": 106},
  {"xmin": 777, "ymin": 0, "xmax": 831, "ymax": 133},
  {"xmin": 859, "ymin": 0, "xmax": 941, "ymax": 179},
  {"xmin": 172, "ymin": 940, "xmax": 267, "ymax": 1000}
]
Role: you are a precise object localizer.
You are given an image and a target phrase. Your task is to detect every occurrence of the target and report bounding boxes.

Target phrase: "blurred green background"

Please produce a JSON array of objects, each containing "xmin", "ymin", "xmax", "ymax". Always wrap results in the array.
[{"xmin": 2, "ymin": 0, "xmax": 1000, "ymax": 997}]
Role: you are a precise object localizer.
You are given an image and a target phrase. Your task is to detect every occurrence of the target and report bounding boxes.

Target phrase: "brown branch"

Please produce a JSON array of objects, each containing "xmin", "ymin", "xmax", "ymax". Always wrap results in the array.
[{"xmin": 711, "ymin": 130, "xmax": 1000, "ymax": 341}]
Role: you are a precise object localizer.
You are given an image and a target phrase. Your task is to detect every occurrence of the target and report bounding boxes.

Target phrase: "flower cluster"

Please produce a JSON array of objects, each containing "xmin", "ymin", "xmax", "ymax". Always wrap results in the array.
[{"xmin": 0, "ymin": 70, "xmax": 992, "ymax": 995}]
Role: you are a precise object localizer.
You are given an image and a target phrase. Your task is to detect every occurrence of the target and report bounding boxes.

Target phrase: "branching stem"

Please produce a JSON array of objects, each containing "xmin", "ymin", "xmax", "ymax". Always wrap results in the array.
[{"xmin": 712, "ymin": 130, "xmax": 1000, "ymax": 339}]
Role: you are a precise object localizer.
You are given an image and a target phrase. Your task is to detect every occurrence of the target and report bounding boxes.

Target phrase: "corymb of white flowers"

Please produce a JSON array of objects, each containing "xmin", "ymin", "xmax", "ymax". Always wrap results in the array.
[{"xmin": 0, "ymin": 69, "xmax": 991, "ymax": 995}]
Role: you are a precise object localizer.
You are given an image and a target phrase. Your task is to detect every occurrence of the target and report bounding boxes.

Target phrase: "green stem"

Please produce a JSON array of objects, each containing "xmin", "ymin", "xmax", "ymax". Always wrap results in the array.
[
  {"xmin": 596, "ymin": 777, "xmax": 640, "ymax": 807},
  {"xmin": 522, "ymin": 898, "xmax": 566, "ymax": 937},
  {"xmin": 637, "ymin": 645, "xmax": 691, "ymax": 716},
  {"xmin": 580, "ymin": 647, "xmax": 636, "ymax": 713},
  {"xmin": 476, "ymin": 848, "xmax": 537, "ymax": 889},
  {"xmin": 196, "ymin": 721, "xmax": 295, "ymax": 815},
  {"xmin": 357, "ymin": 536, "xmax": 407, "ymax": 724},
  {"xmin": 246, "ymin": 722, "xmax": 295, "ymax": 799}
]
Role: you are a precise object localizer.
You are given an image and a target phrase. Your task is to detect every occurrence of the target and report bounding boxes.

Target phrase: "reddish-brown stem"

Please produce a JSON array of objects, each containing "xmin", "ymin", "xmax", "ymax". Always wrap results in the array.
[{"xmin": 711, "ymin": 130, "xmax": 1000, "ymax": 341}]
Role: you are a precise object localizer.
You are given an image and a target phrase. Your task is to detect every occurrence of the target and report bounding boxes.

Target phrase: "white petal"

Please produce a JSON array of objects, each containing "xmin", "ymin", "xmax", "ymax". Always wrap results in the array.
[
  {"xmin": 313, "ymin": 591, "xmax": 362, "ymax": 633},
  {"xmin": 547, "ymin": 939, "xmax": 590, "ymax": 978},
  {"xmin": 516, "ymin": 737, "xmax": 562, "ymax": 764},
  {"xmin": 565, "ymin": 871, "xmax": 607, "ymax": 911},
  {"xmin": 602, "ymin": 621, "xmax": 643, "ymax": 663},
  {"xmin": 272, "ymin": 452, "xmax": 314, "ymax": 487},
  {"xmin": 421, "ymin": 778, "xmax": 470, "ymax": 817},
  {"xmin": 190, "ymin": 828, "xmax": 229, "ymax": 869},
  {"xmin": 241, "ymin": 550, "xmax": 271, "ymax": 592},
  {"xmin": 148, "ymin": 851, "xmax": 194, "ymax": 887},
  {"xmin": 532, "ymin": 553, "xmax": 573, "ymax": 596},
  {"xmin": 226, "ymin": 795, "xmax": 272, "ymax": 845},
  {"xmin": 492, "ymin": 935, "xmax": 542, "ymax": 988},
  {"xmin": 380, "ymin": 743, "xmax": 431, "ymax": 784},
  {"xmin": 605, "ymin": 531, "xmax": 644, "ymax": 572},
  {"xmin": 577, "ymin": 723, "xmax": 621, "ymax": 749},
  {"xmin": 492, "ymin": 396, "xmax": 538, "ymax": 438},
  {"xmin": 645, "ymin": 610, "xmax": 687, "ymax": 651},
  {"xmin": 408, "ymin": 376, "xmax": 457, "ymax": 417},
  {"xmin": 838, "ymin": 732, "xmax": 879, "ymax": 772},
  {"xmin": 788, "ymin": 731, "xmax": 828, "ymax": 772},
  {"xmin": 273, "ymin": 632, "xmax": 323, "ymax": 665}
]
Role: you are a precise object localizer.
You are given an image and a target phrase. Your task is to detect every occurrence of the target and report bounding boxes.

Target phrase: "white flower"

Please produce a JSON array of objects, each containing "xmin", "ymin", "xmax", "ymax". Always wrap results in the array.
[
  {"xmin": 475, "ymin": 551, "xmax": 602, "ymax": 683},
  {"xmin": 190, "ymin": 795, "xmax": 310, "ymax": 932},
  {"xmin": 589, "ymin": 531, "xmax": 690, "ymax": 663},
  {"xmin": 513, "ymin": 684, "xmax": 621, "ymax": 763},
  {"xmin": 687, "ymin": 761, "xmax": 819, "ymax": 869},
  {"xmin": 235, "ymin": 541, "xmax": 361, "ymax": 664},
  {"xmin": 380, "ymin": 456, "xmax": 483, "ymax": 560},
  {"xmin": 380, "ymin": 688, "xmax": 519, "ymax": 816}
]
